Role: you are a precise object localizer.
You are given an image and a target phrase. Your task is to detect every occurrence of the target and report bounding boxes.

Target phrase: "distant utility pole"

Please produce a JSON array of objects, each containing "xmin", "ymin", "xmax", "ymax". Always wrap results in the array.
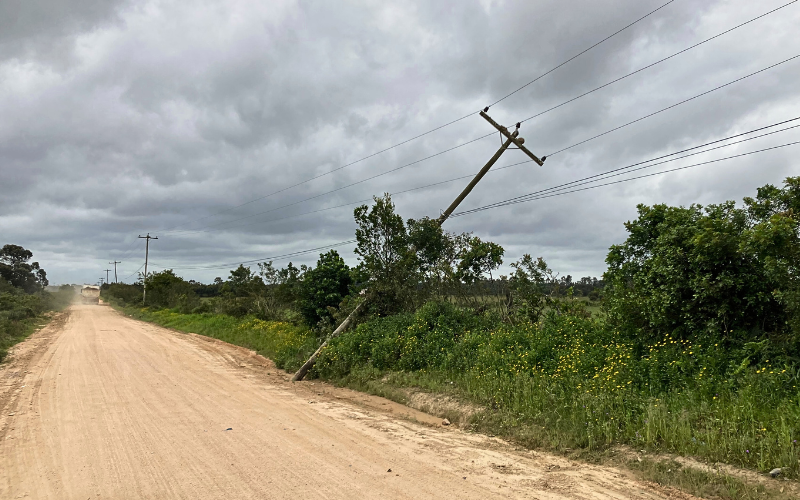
[
  {"xmin": 109, "ymin": 261, "xmax": 121, "ymax": 283},
  {"xmin": 99, "ymin": 278, "xmax": 105, "ymax": 286},
  {"xmin": 138, "ymin": 234, "xmax": 158, "ymax": 305},
  {"xmin": 104, "ymin": 269, "xmax": 112, "ymax": 285},
  {"xmin": 292, "ymin": 111, "xmax": 545, "ymax": 382}
]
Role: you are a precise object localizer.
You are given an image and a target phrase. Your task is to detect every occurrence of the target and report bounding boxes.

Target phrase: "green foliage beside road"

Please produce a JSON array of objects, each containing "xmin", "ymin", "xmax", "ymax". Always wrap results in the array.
[
  {"xmin": 119, "ymin": 307, "xmax": 316, "ymax": 372},
  {"xmin": 0, "ymin": 246, "xmax": 73, "ymax": 362},
  {"xmin": 314, "ymin": 301, "xmax": 800, "ymax": 476},
  {"xmin": 605, "ymin": 176, "xmax": 800, "ymax": 355}
]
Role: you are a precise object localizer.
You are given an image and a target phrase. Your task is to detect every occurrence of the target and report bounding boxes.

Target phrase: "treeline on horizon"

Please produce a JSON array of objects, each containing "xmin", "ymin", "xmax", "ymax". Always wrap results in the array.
[
  {"xmin": 106, "ymin": 265, "xmax": 605, "ymax": 319},
  {"xmin": 106, "ymin": 177, "xmax": 800, "ymax": 478}
]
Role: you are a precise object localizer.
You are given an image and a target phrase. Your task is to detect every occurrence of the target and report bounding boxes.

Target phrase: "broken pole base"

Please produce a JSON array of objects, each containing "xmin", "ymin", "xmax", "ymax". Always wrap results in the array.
[{"xmin": 292, "ymin": 298, "xmax": 365, "ymax": 382}]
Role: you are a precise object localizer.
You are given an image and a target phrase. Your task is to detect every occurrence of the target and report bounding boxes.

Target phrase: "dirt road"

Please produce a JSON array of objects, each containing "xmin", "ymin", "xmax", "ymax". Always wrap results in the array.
[{"xmin": 0, "ymin": 305, "xmax": 691, "ymax": 499}]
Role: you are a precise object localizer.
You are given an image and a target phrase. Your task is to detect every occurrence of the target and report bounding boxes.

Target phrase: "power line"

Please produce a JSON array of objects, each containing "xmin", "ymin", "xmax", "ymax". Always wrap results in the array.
[
  {"xmin": 168, "ymin": 161, "xmax": 531, "ymax": 236},
  {"xmin": 451, "ymin": 140, "xmax": 800, "ymax": 218},
  {"xmin": 114, "ymin": 238, "xmax": 143, "ymax": 262},
  {"xmin": 121, "ymin": 262, "xmax": 145, "ymax": 282},
  {"xmin": 486, "ymin": 0, "xmax": 679, "ymax": 108},
  {"xmin": 160, "ymin": 132, "xmax": 496, "ymax": 234},
  {"xmin": 158, "ymin": 239, "xmax": 359, "ymax": 271},
  {"xmin": 454, "ymin": 118, "xmax": 800, "ymax": 215},
  {"xmin": 545, "ymin": 53, "xmax": 800, "ymax": 157},
  {"xmin": 168, "ymin": 115, "xmax": 800, "ymax": 236},
  {"xmin": 154, "ymin": 116, "xmax": 476, "ymax": 233},
  {"xmin": 145, "ymin": 139, "xmax": 800, "ymax": 274},
  {"xmin": 516, "ymin": 0, "xmax": 797, "ymax": 127},
  {"xmin": 153, "ymin": 0, "xmax": 678, "ymax": 234},
  {"xmin": 167, "ymin": 49, "xmax": 800, "ymax": 237},
  {"xmin": 115, "ymin": 3, "xmax": 797, "ymax": 271}
]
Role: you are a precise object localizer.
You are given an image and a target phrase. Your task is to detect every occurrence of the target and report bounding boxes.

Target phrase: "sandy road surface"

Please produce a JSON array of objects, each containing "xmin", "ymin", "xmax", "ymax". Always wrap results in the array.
[{"xmin": 0, "ymin": 305, "xmax": 694, "ymax": 499}]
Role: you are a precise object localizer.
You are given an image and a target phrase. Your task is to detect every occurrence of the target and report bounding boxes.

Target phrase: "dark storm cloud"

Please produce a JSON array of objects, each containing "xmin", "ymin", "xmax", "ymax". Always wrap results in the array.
[
  {"xmin": 0, "ymin": 0, "xmax": 129, "ymax": 63},
  {"xmin": 1, "ymin": 0, "xmax": 798, "ymax": 284}
]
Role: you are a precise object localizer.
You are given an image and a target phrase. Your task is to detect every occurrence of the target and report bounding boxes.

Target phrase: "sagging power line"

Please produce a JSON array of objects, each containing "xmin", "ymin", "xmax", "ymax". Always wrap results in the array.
[
  {"xmin": 158, "ymin": 111, "xmax": 544, "ymax": 272},
  {"xmin": 166, "ymin": 50, "xmax": 800, "ymax": 238},
  {"xmin": 451, "ymin": 141, "xmax": 800, "ymax": 218},
  {"xmin": 156, "ymin": 123, "xmax": 800, "ymax": 275},
  {"xmin": 163, "ymin": 115, "xmax": 800, "ymax": 237},
  {"xmin": 121, "ymin": 263, "xmax": 145, "ymax": 283},
  {"xmin": 291, "ymin": 112, "xmax": 547, "ymax": 381},
  {"xmin": 162, "ymin": 1, "xmax": 791, "ymax": 237},
  {"xmin": 153, "ymin": 0, "xmax": 678, "ymax": 234}
]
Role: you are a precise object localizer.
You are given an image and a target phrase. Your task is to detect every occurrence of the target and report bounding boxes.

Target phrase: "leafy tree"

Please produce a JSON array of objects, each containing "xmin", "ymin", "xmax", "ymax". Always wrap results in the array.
[
  {"xmin": 407, "ymin": 216, "xmax": 450, "ymax": 276},
  {"xmin": 144, "ymin": 269, "xmax": 197, "ymax": 311},
  {"xmin": 455, "ymin": 236, "xmax": 504, "ymax": 284},
  {"xmin": 508, "ymin": 254, "xmax": 555, "ymax": 323},
  {"xmin": 407, "ymin": 217, "xmax": 464, "ymax": 298},
  {"xmin": 604, "ymin": 177, "xmax": 800, "ymax": 355},
  {"xmin": 225, "ymin": 265, "xmax": 264, "ymax": 297},
  {"xmin": 275, "ymin": 262, "xmax": 304, "ymax": 304},
  {"xmin": 354, "ymin": 194, "xmax": 417, "ymax": 314},
  {"xmin": 298, "ymin": 250, "xmax": 352, "ymax": 327},
  {"xmin": 0, "ymin": 244, "xmax": 47, "ymax": 293}
]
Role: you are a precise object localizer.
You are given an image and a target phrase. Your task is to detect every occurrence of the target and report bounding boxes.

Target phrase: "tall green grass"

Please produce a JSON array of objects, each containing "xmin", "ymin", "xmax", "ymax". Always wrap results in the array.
[
  {"xmin": 123, "ymin": 307, "xmax": 317, "ymax": 371},
  {"xmin": 314, "ymin": 302, "xmax": 800, "ymax": 477}
]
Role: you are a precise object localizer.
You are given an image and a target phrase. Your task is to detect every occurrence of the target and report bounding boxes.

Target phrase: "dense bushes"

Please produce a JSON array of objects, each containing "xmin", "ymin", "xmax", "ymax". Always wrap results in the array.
[
  {"xmin": 297, "ymin": 250, "xmax": 352, "ymax": 326},
  {"xmin": 1, "ymin": 245, "xmax": 73, "ymax": 361},
  {"xmin": 313, "ymin": 299, "xmax": 800, "ymax": 473},
  {"xmin": 0, "ymin": 277, "xmax": 73, "ymax": 362},
  {"xmin": 103, "ymin": 282, "xmax": 143, "ymax": 304},
  {"xmin": 605, "ymin": 177, "xmax": 800, "ymax": 357}
]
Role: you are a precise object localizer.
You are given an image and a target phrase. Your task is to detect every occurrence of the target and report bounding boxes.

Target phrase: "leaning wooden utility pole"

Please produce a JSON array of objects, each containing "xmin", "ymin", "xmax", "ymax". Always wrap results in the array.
[
  {"xmin": 109, "ymin": 261, "xmax": 121, "ymax": 283},
  {"xmin": 292, "ymin": 111, "xmax": 545, "ymax": 382},
  {"xmin": 138, "ymin": 234, "xmax": 158, "ymax": 305}
]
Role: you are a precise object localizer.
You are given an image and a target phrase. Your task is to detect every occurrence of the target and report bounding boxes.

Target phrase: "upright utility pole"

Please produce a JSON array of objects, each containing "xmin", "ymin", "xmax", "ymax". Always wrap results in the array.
[
  {"xmin": 104, "ymin": 269, "xmax": 112, "ymax": 285},
  {"xmin": 138, "ymin": 234, "xmax": 158, "ymax": 305},
  {"xmin": 109, "ymin": 261, "xmax": 121, "ymax": 283},
  {"xmin": 292, "ymin": 111, "xmax": 546, "ymax": 381},
  {"xmin": 99, "ymin": 278, "xmax": 105, "ymax": 286}
]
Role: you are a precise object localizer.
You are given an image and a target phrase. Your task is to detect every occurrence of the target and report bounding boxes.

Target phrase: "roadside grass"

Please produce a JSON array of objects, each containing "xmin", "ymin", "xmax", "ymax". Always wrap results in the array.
[
  {"xmin": 629, "ymin": 457, "xmax": 796, "ymax": 500},
  {"xmin": 0, "ymin": 315, "xmax": 54, "ymax": 362},
  {"xmin": 0, "ymin": 289, "xmax": 74, "ymax": 362},
  {"xmin": 318, "ymin": 368, "xmax": 799, "ymax": 500},
  {"xmin": 313, "ymin": 302, "xmax": 800, "ymax": 478},
  {"xmin": 119, "ymin": 305, "xmax": 317, "ymax": 372}
]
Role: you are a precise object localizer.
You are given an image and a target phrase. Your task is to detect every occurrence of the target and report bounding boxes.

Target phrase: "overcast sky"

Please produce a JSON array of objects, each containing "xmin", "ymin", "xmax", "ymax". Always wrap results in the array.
[{"xmin": 2, "ymin": 0, "xmax": 799, "ymax": 285}]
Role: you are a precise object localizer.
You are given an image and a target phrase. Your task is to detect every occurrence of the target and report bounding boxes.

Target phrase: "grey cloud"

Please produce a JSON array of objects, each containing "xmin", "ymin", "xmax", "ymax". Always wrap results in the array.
[{"xmin": 1, "ymin": 0, "xmax": 798, "ymax": 285}]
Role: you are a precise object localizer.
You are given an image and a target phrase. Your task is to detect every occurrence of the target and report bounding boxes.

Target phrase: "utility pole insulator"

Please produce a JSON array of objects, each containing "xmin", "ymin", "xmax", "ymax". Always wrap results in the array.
[{"xmin": 480, "ymin": 111, "xmax": 544, "ymax": 166}]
